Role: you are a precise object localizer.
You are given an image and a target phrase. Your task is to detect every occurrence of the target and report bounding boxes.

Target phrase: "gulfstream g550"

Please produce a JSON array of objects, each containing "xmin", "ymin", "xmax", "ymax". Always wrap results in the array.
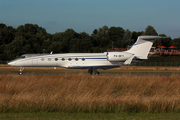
[{"xmin": 8, "ymin": 36, "xmax": 164, "ymax": 74}]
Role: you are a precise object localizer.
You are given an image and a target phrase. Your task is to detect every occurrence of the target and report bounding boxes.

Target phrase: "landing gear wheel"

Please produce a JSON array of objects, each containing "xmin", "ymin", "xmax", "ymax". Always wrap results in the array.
[
  {"xmin": 97, "ymin": 71, "xmax": 100, "ymax": 75},
  {"xmin": 88, "ymin": 69, "xmax": 93, "ymax": 75},
  {"xmin": 19, "ymin": 67, "xmax": 24, "ymax": 75},
  {"xmin": 88, "ymin": 68, "xmax": 100, "ymax": 75}
]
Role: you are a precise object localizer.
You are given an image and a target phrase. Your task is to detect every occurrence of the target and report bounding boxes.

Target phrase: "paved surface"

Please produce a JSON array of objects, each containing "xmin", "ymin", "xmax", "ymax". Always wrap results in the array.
[{"xmin": 2, "ymin": 72, "xmax": 180, "ymax": 76}]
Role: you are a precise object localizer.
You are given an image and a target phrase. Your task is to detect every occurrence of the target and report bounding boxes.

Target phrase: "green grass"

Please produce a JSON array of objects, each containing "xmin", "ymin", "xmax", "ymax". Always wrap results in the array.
[
  {"xmin": 1, "ymin": 74, "xmax": 180, "ymax": 113},
  {"xmin": 1, "ymin": 70, "xmax": 180, "ymax": 119},
  {"xmin": 0, "ymin": 112, "xmax": 180, "ymax": 120}
]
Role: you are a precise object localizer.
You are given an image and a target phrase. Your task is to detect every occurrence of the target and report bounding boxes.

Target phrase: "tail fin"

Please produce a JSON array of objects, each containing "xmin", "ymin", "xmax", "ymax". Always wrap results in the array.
[{"xmin": 127, "ymin": 36, "xmax": 164, "ymax": 59}]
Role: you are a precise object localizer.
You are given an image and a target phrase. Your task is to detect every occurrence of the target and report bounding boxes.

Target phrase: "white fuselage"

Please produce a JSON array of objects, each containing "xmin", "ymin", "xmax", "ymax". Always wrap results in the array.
[{"xmin": 8, "ymin": 52, "xmax": 132, "ymax": 69}]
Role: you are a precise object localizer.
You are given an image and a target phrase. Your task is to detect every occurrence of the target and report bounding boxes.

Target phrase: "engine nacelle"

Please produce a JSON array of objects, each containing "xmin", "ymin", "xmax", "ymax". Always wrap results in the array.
[{"xmin": 107, "ymin": 52, "xmax": 133, "ymax": 62}]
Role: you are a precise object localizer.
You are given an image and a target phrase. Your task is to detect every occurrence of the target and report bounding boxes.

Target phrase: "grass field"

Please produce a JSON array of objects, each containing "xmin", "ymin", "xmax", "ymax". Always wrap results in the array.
[
  {"xmin": 1, "ymin": 66, "xmax": 180, "ymax": 119},
  {"xmin": 1, "ymin": 73, "xmax": 180, "ymax": 113}
]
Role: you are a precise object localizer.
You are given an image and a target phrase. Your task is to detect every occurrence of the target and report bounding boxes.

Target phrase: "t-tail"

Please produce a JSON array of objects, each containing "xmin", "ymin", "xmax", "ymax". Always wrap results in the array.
[{"xmin": 126, "ymin": 36, "xmax": 165, "ymax": 60}]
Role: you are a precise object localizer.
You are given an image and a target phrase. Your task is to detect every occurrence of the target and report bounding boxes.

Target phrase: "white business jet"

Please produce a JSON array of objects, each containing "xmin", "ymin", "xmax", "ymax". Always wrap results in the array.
[{"xmin": 8, "ymin": 36, "xmax": 164, "ymax": 75}]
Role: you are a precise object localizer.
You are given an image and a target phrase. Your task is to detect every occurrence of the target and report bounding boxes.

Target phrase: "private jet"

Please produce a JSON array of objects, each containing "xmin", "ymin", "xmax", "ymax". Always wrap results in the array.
[{"xmin": 8, "ymin": 36, "xmax": 164, "ymax": 75}]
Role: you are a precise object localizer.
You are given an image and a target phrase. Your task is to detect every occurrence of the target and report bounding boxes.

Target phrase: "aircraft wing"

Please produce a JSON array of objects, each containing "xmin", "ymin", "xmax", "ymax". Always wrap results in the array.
[{"xmin": 67, "ymin": 64, "xmax": 120, "ymax": 70}]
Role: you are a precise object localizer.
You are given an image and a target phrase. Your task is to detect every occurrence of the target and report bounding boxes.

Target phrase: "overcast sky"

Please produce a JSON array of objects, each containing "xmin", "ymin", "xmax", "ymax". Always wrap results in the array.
[{"xmin": 0, "ymin": 0, "xmax": 180, "ymax": 38}]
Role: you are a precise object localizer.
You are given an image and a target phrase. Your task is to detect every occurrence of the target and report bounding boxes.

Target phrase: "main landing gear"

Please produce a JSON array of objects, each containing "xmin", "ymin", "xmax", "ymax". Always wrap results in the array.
[
  {"xmin": 19, "ymin": 67, "xmax": 24, "ymax": 75},
  {"xmin": 88, "ymin": 68, "xmax": 100, "ymax": 75}
]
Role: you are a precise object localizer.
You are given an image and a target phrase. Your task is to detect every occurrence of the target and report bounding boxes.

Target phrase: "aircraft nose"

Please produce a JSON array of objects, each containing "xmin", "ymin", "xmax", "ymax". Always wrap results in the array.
[{"xmin": 8, "ymin": 61, "xmax": 16, "ymax": 66}]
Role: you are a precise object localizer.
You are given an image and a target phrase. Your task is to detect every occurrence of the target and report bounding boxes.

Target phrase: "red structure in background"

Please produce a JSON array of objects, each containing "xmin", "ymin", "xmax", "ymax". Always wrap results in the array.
[
  {"xmin": 155, "ymin": 46, "xmax": 179, "ymax": 56},
  {"xmin": 157, "ymin": 46, "xmax": 177, "ymax": 49},
  {"xmin": 168, "ymin": 46, "xmax": 177, "ymax": 49},
  {"xmin": 157, "ymin": 46, "xmax": 167, "ymax": 48}
]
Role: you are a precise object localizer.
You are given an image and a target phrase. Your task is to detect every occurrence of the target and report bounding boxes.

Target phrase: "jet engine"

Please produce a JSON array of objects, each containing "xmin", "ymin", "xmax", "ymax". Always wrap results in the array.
[{"xmin": 107, "ymin": 52, "xmax": 133, "ymax": 62}]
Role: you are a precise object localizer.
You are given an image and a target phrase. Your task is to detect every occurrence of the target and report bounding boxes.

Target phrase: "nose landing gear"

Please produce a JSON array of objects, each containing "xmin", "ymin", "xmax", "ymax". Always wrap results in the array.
[{"xmin": 19, "ymin": 67, "xmax": 24, "ymax": 75}]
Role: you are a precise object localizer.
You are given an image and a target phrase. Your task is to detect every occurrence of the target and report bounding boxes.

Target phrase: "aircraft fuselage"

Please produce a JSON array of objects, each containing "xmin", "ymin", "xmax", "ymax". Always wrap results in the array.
[{"xmin": 8, "ymin": 52, "xmax": 132, "ymax": 69}]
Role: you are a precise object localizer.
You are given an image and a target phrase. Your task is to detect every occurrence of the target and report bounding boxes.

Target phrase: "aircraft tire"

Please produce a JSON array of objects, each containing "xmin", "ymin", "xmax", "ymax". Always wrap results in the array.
[
  {"xmin": 97, "ymin": 71, "xmax": 100, "ymax": 75},
  {"xmin": 88, "ymin": 69, "xmax": 93, "ymax": 75}
]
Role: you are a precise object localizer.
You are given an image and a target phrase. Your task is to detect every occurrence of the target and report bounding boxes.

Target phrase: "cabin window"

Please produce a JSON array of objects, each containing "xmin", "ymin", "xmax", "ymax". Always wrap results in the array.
[
  {"xmin": 68, "ymin": 58, "xmax": 72, "ymax": 61},
  {"xmin": 82, "ymin": 58, "xmax": 85, "ymax": 61},
  {"xmin": 41, "ymin": 58, "xmax": 45, "ymax": 61},
  {"xmin": 18, "ymin": 56, "xmax": 25, "ymax": 59},
  {"xmin": 61, "ymin": 58, "xmax": 65, "ymax": 61},
  {"xmin": 75, "ymin": 58, "xmax": 78, "ymax": 61},
  {"xmin": 48, "ymin": 58, "xmax": 51, "ymax": 61},
  {"xmin": 55, "ymin": 58, "xmax": 58, "ymax": 61}
]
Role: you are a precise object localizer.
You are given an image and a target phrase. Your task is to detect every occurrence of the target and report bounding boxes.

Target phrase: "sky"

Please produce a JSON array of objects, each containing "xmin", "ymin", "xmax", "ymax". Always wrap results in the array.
[{"xmin": 0, "ymin": 0, "xmax": 180, "ymax": 38}]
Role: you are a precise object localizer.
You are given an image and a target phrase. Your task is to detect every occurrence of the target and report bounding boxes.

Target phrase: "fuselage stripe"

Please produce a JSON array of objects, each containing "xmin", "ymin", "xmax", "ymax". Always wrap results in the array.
[{"xmin": 85, "ymin": 58, "xmax": 107, "ymax": 59}]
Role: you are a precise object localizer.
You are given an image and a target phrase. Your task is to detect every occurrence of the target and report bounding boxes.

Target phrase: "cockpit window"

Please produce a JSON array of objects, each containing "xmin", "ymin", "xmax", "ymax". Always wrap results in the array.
[{"xmin": 17, "ymin": 56, "xmax": 25, "ymax": 59}]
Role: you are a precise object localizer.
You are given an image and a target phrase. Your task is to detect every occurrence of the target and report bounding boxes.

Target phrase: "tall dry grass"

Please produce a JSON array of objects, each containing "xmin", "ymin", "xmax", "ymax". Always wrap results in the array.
[{"xmin": 0, "ymin": 74, "xmax": 180, "ymax": 113}]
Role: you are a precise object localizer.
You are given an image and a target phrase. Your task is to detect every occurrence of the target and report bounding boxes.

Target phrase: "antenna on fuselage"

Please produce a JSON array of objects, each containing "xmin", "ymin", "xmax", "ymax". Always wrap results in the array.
[{"xmin": 50, "ymin": 51, "xmax": 53, "ymax": 54}]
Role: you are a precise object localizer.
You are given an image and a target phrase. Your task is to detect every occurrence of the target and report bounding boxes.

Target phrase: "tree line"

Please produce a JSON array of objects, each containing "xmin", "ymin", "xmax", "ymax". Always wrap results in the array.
[{"xmin": 0, "ymin": 23, "xmax": 179, "ymax": 60}]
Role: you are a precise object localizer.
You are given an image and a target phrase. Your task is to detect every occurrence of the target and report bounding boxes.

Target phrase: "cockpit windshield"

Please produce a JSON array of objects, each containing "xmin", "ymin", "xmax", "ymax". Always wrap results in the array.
[{"xmin": 17, "ymin": 55, "xmax": 25, "ymax": 59}]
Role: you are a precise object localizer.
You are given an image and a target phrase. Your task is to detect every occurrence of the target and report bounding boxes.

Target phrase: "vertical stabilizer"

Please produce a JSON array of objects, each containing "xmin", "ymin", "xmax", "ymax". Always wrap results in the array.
[{"xmin": 127, "ymin": 36, "xmax": 164, "ymax": 59}]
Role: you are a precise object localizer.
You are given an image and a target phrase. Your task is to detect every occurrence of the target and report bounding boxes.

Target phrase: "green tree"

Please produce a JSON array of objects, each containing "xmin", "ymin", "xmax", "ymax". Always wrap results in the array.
[
  {"xmin": 52, "ymin": 29, "xmax": 79, "ymax": 53},
  {"xmin": 92, "ymin": 29, "xmax": 98, "ymax": 35},
  {"xmin": 69, "ymin": 32, "xmax": 92, "ymax": 53},
  {"xmin": 131, "ymin": 31, "xmax": 144, "ymax": 43},
  {"xmin": 161, "ymin": 38, "xmax": 172, "ymax": 47},
  {"xmin": 152, "ymin": 34, "xmax": 173, "ymax": 47},
  {"xmin": 0, "ymin": 44, "xmax": 6, "ymax": 60},
  {"xmin": 91, "ymin": 26, "xmax": 110, "ymax": 52},
  {"xmin": 0, "ymin": 23, "xmax": 15, "ymax": 45},
  {"xmin": 153, "ymin": 37, "xmax": 172, "ymax": 47},
  {"xmin": 48, "ymin": 41, "xmax": 62, "ymax": 53},
  {"xmin": 15, "ymin": 24, "xmax": 48, "ymax": 53},
  {"xmin": 172, "ymin": 38, "xmax": 180, "ymax": 49},
  {"xmin": 79, "ymin": 32, "xmax": 92, "ymax": 52},
  {"xmin": 159, "ymin": 34, "xmax": 167, "ymax": 37},
  {"xmin": 69, "ymin": 38, "xmax": 81, "ymax": 53},
  {"xmin": 101, "ymin": 25, "xmax": 109, "ymax": 34},
  {"xmin": 122, "ymin": 29, "xmax": 133, "ymax": 47},
  {"xmin": 5, "ymin": 36, "xmax": 32, "ymax": 60},
  {"xmin": 109, "ymin": 27, "xmax": 125, "ymax": 48},
  {"xmin": 1, "ymin": 23, "xmax": 176, "ymax": 61},
  {"xmin": 144, "ymin": 25, "xmax": 158, "ymax": 36}
]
